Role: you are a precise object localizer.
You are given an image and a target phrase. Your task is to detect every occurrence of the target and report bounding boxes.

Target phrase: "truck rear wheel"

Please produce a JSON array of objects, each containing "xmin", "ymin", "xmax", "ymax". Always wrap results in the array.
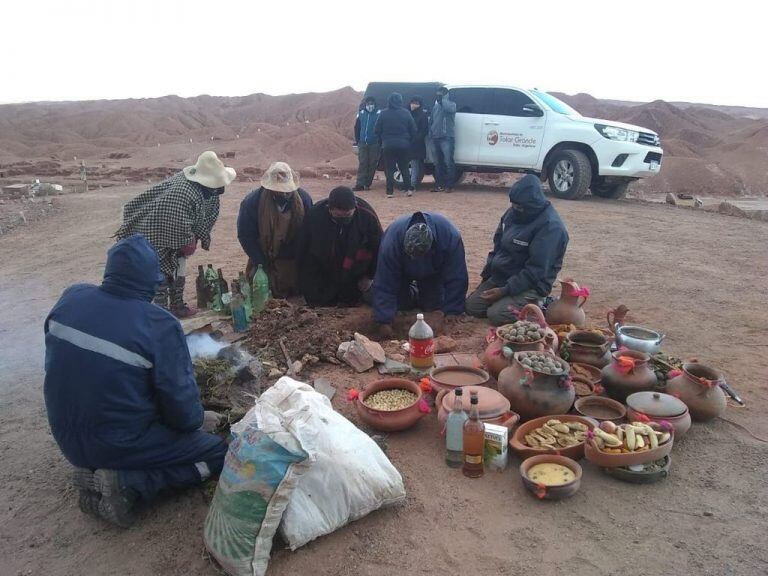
[
  {"xmin": 547, "ymin": 149, "xmax": 591, "ymax": 200},
  {"xmin": 591, "ymin": 178, "xmax": 630, "ymax": 199}
]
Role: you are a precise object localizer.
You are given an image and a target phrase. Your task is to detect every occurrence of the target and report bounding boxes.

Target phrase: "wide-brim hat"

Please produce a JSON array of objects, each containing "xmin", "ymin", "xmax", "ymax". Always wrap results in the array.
[
  {"xmin": 183, "ymin": 151, "xmax": 236, "ymax": 189},
  {"xmin": 261, "ymin": 161, "xmax": 300, "ymax": 193}
]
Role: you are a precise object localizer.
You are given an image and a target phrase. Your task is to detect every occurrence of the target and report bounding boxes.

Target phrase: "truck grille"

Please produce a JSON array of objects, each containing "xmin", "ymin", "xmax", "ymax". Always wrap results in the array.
[{"xmin": 638, "ymin": 132, "xmax": 661, "ymax": 147}]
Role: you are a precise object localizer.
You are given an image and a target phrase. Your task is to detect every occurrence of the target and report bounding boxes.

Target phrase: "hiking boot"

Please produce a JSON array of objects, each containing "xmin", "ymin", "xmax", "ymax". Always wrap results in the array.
[
  {"xmin": 72, "ymin": 467, "xmax": 97, "ymax": 492},
  {"xmin": 386, "ymin": 191, "xmax": 394, "ymax": 198},
  {"xmin": 170, "ymin": 276, "xmax": 197, "ymax": 318},
  {"xmin": 153, "ymin": 279, "xmax": 170, "ymax": 309},
  {"xmin": 93, "ymin": 469, "xmax": 138, "ymax": 528},
  {"xmin": 78, "ymin": 490, "xmax": 101, "ymax": 516},
  {"xmin": 445, "ymin": 187, "xmax": 453, "ymax": 193}
]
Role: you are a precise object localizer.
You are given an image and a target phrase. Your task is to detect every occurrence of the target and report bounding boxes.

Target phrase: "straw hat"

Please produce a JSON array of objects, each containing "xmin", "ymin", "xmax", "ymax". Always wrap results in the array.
[
  {"xmin": 183, "ymin": 151, "xmax": 236, "ymax": 189},
  {"xmin": 261, "ymin": 161, "xmax": 300, "ymax": 193}
]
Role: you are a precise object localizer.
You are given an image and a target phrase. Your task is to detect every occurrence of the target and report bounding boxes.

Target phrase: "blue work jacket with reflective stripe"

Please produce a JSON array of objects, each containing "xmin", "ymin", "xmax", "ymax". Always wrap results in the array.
[{"xmin": 43, "ymin": 235, "xmax": 203, "ymax": 468}]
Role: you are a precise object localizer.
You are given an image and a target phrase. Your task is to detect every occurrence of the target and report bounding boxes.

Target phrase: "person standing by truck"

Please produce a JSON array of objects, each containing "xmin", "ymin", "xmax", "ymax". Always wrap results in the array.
[
  {"xmin": 429, "ymin": 86, "xmax": 457, "ymax": 192},
  {"xmin": 353, "ymin": 96, "xmax": 380, "ymax": 192},
  {"xmin": 408, "ymin": 96, "xmax": 429, "ymax": 195},
  {"xmin": 374, "ymin": 92, "xmax": 417, "ymax": 199}
]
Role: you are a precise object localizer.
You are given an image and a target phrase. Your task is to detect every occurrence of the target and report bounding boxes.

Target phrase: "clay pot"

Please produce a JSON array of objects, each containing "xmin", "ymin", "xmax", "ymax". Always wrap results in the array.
[
  {"xmin": 498, "ymin": 351, "xmax": 575, "ymax": 421},
  {"xmin": 665, "ymin": 362, "xmax": 727, "ymax": 422},
  {"xmin": 626, "ymin": 391, "xmax": 692, "ymax": 437},
  {"xmin": 429, "ymin": 366, "xmax": 491, "ymax": 396},
  {"xmin": 545, "ymin": 279, "xmax": 588, "ymax": 328},
  {"xmin": 519, "ymin": 455, "xmax": 582, "ymax": 500},
  {"xmin": 569, "ymin": 363, "xmax": 603, "ymax": 397},
  {"xmin": 355, "ymin": 378, "xmax": 426, "ymax": 432},
  {"xmin": 561, "ymin": 330, "xmax": 612, "ymax": 369},
  {"xmin": 436, "ymin": 386, "xmax": 519, "ymax": 432},
  {"xmin": 509, "ymin": 414, "xmax": 595, "ymax": 460},
  {"xmin": 606, "ymin": 305, "xmax": 630, "ymax": 333},
  {"xmin": 601, "ymin": 350, "xmax": 659, "ymax": 403},
  {"xmin": 585, "ymin": 430, "xmax": 674, "ymax": 468},
  {"xmin": 574, "ymin": 396, "xmax": 627, "ymax": 423},
  {"xmin": 482, "ymin": 304, "xmax": 557, "ymax": 379}
]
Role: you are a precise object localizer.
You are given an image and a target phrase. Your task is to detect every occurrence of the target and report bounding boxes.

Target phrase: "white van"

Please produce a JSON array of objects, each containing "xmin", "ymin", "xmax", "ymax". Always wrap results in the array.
[{"xmin": 363, "ymin": 82, "xmax": 663, "ymax": 199}]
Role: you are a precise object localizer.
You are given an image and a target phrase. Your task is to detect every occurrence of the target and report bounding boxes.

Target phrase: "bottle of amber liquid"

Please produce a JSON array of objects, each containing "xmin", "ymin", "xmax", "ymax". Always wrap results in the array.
[{"xmin": 462, "ymin": 391, "xmax": 485, "ymax": 478}]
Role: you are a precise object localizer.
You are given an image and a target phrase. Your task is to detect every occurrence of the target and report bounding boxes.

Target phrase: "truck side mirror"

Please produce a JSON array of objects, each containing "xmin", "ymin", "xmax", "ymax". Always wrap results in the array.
[{"xmin": 522, "ymin": 103, "xmax": 544, "ymax": 117}]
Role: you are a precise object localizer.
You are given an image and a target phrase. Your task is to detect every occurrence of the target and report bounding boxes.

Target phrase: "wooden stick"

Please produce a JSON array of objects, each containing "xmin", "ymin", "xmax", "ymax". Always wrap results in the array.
[{"xmin": 279, "ymin": 337, "xmax": 294, "ymax": 375}]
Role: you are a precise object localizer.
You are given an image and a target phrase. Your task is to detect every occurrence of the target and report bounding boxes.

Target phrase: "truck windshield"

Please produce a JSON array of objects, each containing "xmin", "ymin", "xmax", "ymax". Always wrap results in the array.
[{"xmin": 531, "ymin": 90, "xmax": 581, "ymax": 116}]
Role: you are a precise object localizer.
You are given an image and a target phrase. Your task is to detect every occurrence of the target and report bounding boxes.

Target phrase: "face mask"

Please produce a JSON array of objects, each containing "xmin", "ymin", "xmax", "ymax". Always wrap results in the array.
[
  {"xmin": 365, "ymin": 105, "xmax": 375, "ymax": 112},
  {"xmin": 333, "ymin": 215, "xmax": 353, "ymax": 225}
]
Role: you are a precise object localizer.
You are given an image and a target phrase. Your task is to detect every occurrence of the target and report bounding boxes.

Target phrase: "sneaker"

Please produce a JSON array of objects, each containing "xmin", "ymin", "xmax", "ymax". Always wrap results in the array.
[
  {"xmin": 93, "ymin": 469, "xmax": 137, "ymax": 528},
  {"xmin": 386, "ymin": 191, "xmax": 394, "ymax": 198},
  {"xmin": 352, "ymin": 185, "xmax": 365, "ymax": 192},
  {"xmin": 365, "ymin": 186, "xmax": 371, "ymax": 191},
  {"xmin": 406, "ymin": 189, "xmax": 413, "ymax": 197},
  {"xmin": 445, "ymin": 187, "xmax": 453, "ymax": 193}
]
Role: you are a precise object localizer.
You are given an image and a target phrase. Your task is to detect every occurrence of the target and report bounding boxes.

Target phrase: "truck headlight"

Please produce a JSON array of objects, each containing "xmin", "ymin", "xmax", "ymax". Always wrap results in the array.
[{"xmin": 595, "ymin": 124, "xmax": 639, "ymax": 143}]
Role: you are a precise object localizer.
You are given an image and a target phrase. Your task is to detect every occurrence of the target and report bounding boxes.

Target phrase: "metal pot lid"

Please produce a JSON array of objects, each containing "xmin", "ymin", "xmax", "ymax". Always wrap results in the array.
[
  {"xmin": 441, "ymin": 385, "xmax": 510, "ymax": 420},
  {"xmin": 626, "ymin": 391, "xmax": 687, "ymax": 417}
]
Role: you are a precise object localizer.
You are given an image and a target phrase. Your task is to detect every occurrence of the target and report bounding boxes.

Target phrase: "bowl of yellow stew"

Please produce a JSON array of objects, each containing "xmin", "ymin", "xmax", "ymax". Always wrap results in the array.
[{"xmin": 519, "ymin": 455, "xmax": 582, "ymax": 500}]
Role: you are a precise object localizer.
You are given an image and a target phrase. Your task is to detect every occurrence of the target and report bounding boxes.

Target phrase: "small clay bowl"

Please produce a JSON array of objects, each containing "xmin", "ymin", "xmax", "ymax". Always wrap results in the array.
[
  {"xmin": 520, "ymin": 454, "xmax": 582, "ymax": 500},
  {"xmin": 584, "ymin": 431, "xmax": 674, "ymax": 468},
  {"xmin": 574, "ymin": 396, "xmax": 626, "ymax": 422},
  {"xmin": 509, "ymin": 414, "xmax": 596, "ymax": 461},
  {"xmin": 429, "ymin": 365, "xmax": 491, "ymax": 396},
  {"xmin": 602, "ymin": 456, "xmax": 671, "ymax": 484},
  {"xmin": 355, "ymin": 378, "xmax": 425, "ymax": 432},
  {"xmin": 570, "ymin": 363, "xmax": 603, "ymax": 397}
]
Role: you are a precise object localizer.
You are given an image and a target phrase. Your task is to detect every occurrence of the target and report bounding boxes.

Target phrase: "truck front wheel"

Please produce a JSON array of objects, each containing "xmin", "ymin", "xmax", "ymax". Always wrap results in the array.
[
  {"xmin": 591, "ymin": 178, "xmax": 631, "ymax": 199},
  {"xmin": 547, "ymin": 149, "xmax": 592, "ymax": 200}
]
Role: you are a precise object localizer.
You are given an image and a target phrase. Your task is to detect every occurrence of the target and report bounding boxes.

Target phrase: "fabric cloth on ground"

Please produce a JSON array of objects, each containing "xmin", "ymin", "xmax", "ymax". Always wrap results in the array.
[
  {"xmin": 115, "ymin": 172, "xmax": 221, "ymax": 277},
  {"xmin": 373, "ymin": 211, "xmax": 468, "ymax": 324},
  {"xmin": 480, "ymin": 174, "xmax": 569, "ymax": 299},
  {"xmin": 43, "ymin": 235, "xmax": 226, "ymax": 502},
  {"xmin": 465, "ymin": 279, "xmax": 543, "ymax": 326},
  {"xmin": 298, "ymin": 196, "xmax": 382, "ymax": 306}
]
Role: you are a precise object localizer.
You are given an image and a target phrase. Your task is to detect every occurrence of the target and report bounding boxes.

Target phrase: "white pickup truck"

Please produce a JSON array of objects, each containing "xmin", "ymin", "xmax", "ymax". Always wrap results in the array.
[{"xmin": 363, "ymin": 82, "xmax": 663, "ymax": 199}]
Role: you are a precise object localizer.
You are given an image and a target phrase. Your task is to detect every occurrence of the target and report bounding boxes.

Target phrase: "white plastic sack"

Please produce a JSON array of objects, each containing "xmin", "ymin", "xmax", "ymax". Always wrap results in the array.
[
  {"xmin": 203, "ymin": 390, "xmax": 313, "ymax": 576},
  {"xmin": 261, "ymin": 377, "xmax": 407, "ymax": 550}
]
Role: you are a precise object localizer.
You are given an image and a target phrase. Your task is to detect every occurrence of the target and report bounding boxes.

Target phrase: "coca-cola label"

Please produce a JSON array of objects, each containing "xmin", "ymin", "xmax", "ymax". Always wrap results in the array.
[{"xmin": 410, "ymin": 338, "xmax": 434, "ymax": 358}]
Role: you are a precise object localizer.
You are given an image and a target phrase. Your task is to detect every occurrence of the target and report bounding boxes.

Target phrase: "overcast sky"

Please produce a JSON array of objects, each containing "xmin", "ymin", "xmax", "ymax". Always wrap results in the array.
[{"xmin": 4, "ymin": 0, "xmax": 766, "ymax": 108}]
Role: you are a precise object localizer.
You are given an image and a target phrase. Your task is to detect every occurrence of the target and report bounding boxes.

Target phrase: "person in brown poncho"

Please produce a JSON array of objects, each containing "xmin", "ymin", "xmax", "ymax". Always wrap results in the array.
[{"xmin": 236, "ymin": 162, "xmax": 313, "ymax": 297}]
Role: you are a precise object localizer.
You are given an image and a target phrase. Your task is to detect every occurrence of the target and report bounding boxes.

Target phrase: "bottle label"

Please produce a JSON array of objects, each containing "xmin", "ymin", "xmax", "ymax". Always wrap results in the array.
[
  {"xmin": 410, "ymin": 338, "xmax": 434, "ymax": 359},
  {"xmin": 464, "ymin": 454, "xmax": 482, "ymax": 465}
]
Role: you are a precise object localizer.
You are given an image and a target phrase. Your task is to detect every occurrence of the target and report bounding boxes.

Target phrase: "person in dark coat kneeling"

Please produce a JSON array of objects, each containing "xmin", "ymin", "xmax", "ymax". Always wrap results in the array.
[
  {"xmin": 298, "ymin": 186, "xmax": 383, "ymax": 307},
  {"xmin": 44, "ymin": 235, "xmax": 227, "ymax": 527},
  {"xmin": 465, "ymin": 174, "xmax": 569, "ymax": 326},
  {"xmin": 373, "ymin": 211, "xmax": 468, "ymax": 338}
]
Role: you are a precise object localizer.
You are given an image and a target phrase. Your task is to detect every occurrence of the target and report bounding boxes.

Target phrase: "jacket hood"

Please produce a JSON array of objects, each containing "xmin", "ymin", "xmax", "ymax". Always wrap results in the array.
[
  {"xmin": 508, "ymin": 175, "xmax": 550, "ymax": 216},
  {"xmin": 101, "ymin": 234, "xmax": 164, "ymax": 301},
  {"xmin": 388, "ymin": 92, "xmax": 404, "ymax": 109}
]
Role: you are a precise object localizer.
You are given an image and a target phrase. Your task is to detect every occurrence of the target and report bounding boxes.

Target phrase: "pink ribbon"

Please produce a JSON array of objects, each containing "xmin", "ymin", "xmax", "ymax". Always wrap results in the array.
[{"xmin": 568, "ymin": 286, "xmax": 591, "ymax": 298}]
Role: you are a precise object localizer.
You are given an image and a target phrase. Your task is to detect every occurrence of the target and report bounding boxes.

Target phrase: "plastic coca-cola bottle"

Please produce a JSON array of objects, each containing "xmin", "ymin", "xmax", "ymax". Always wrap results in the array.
[{"xmin": 409, "ymin": 313, "xmax": 435, "ymax": 370}]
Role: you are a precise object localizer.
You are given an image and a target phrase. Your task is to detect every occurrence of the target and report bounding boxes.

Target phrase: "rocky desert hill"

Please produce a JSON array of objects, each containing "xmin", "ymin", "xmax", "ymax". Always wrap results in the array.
[{"xmin": 1, "ymin": 86, "xmax": 767, "ymax": 197}]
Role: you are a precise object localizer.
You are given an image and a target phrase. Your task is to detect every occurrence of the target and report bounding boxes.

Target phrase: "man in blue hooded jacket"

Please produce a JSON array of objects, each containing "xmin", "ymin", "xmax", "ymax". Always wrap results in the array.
[
  {"xmin": 373, "ymin": 211, "xmax": 468, "ymax": 338},
  {"xmin": 43, "ymin": 234, "xmax": 228, "ymax": 527},
  {"xmin": 466, "ymin": 175, "xmax": 569, "ymax": 325}
]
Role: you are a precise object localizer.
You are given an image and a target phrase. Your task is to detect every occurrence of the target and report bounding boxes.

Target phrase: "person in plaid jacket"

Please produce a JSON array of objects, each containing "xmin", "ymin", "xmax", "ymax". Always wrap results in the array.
[{"xmin": 116, "ymin": 151, "xmax": 236, "ymax": 317}]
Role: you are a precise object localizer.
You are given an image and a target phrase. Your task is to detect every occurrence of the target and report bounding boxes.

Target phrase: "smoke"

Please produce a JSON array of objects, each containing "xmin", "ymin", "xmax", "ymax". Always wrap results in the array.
[{"xmin": 186, "ymin": 333, "xmax": 227, "ymax": 359}]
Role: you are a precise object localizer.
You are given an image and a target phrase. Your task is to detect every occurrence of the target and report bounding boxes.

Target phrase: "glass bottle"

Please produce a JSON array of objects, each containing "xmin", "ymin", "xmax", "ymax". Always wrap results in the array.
[
  {"xmin": 445, "ymin": 387, "xmax": 468, "ymax": 468},
  {"xmin": 462, "ymin": 391, "xmax": 485, "ymax": 478}
]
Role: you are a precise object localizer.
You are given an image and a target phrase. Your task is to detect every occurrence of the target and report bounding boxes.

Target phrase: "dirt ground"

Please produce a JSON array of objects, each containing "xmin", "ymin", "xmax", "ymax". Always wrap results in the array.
[{"xmin": 1, "ymin": 178, "xmax": 766, "ymax": 576}]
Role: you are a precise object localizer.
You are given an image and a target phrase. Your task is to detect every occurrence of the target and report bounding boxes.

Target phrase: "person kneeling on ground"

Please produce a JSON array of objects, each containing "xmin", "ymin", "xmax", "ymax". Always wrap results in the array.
[
  {"xmin": 237, "ymin": 162, "xmax": 313, "ymax": 298},
  {"xmin": 373, "ymin": 211, "xmax": 468, "ymax": 338},
  {"xmin": 466, "ymin": 174, "xmax": 569, "ymax": 325},
  {"xmin": 115, "ymin": 151, "xmax": 235, "ymax": 318},
  {"xmin": 298, "ymin": 186, "xmax": 383, "ymax": 307},
  {"xmin": 43, "ymin": 235, "xmax": 228, "ymax": 527}
]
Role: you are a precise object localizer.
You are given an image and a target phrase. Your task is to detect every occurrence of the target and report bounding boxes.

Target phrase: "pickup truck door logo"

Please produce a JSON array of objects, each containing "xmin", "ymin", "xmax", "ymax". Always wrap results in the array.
[
  {"xmin": 487, "ymin": 130, "xmax": 537, "ymax": 149},
  {"xmin": 487, "ymin": 130, "xmax": 499, "ymax": 146}
]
